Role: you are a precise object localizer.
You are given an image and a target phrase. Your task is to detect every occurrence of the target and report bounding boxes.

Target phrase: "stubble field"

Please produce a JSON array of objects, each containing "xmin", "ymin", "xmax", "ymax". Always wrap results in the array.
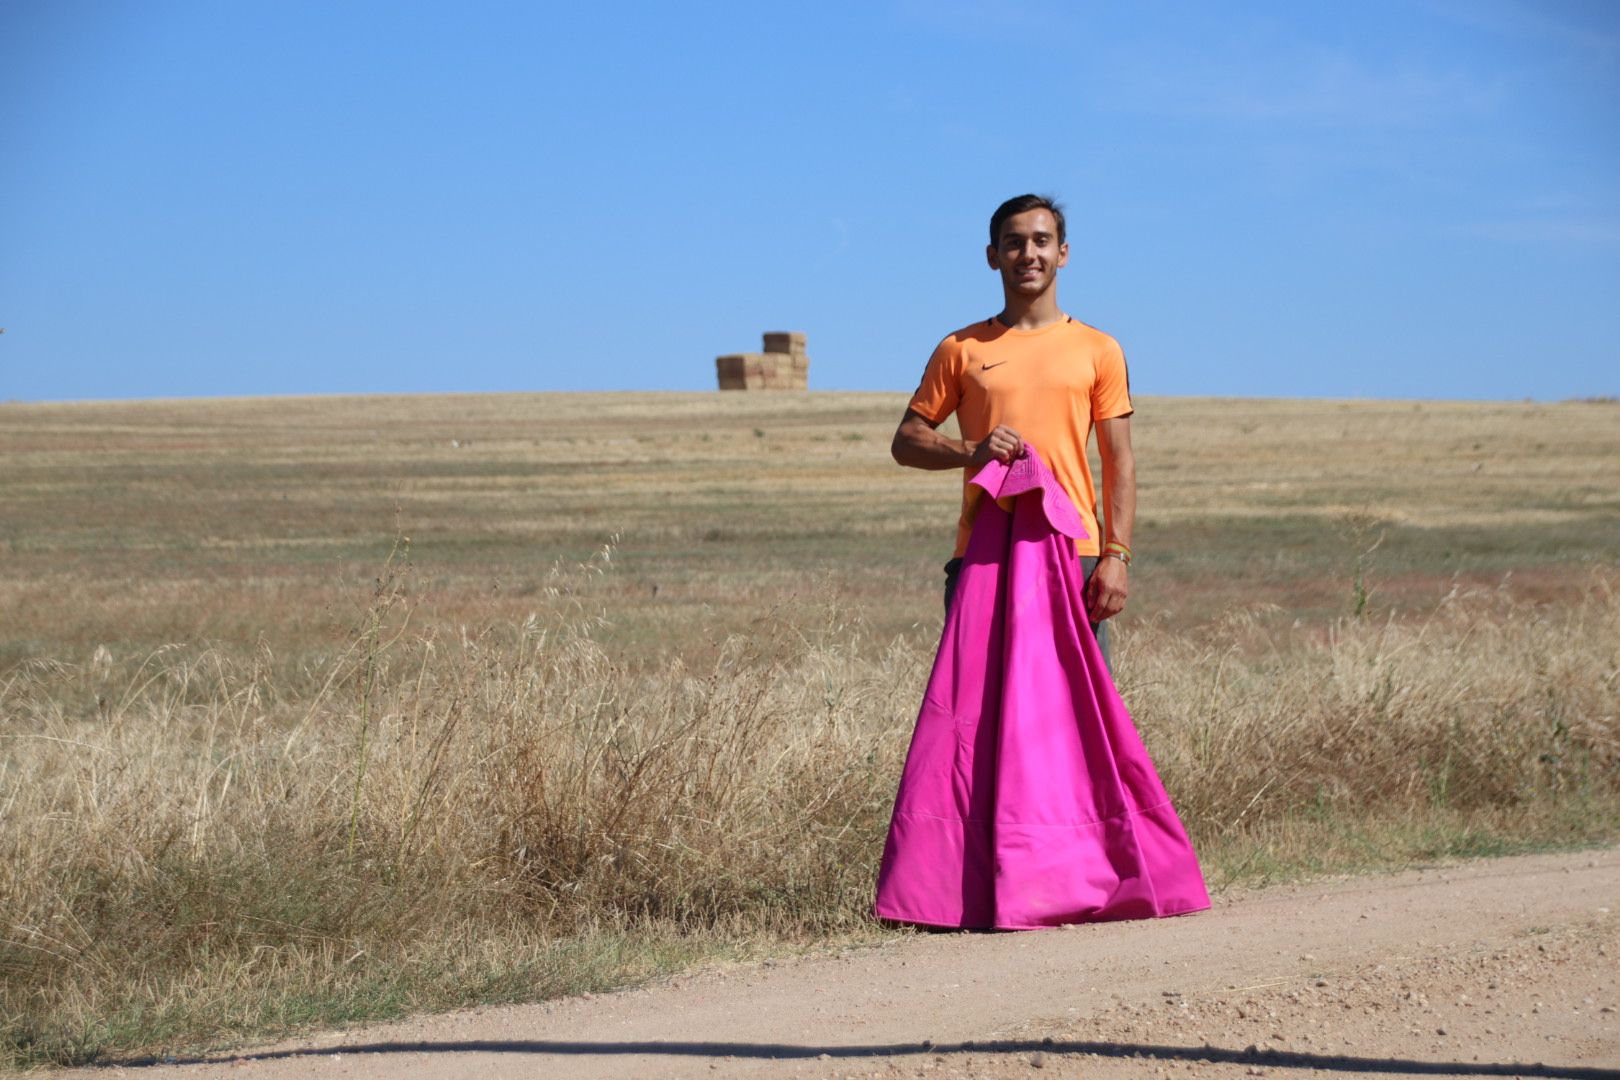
[{"xmin": 1, "ymin": 391, "xmax": 1617, "ymax": 1067}]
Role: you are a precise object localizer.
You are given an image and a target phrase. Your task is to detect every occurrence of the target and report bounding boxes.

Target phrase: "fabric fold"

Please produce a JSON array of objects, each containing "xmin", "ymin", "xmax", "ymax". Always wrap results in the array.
[{"xmin": 874, "ymin": 445, "xmax": 1210, "ymax": 930}]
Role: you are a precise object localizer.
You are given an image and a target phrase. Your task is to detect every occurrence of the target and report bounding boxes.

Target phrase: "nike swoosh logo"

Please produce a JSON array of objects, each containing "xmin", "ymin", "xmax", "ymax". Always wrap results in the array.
[{"xmin": 981, "ymin": 361, "xmax": 1008, "ymax": 371}]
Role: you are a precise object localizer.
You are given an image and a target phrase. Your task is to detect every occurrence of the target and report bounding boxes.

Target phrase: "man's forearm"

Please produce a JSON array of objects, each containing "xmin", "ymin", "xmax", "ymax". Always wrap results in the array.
[
  {"xmin": 892, "ymin": 419, "xmax": 976, "ymax": 471},
  {"xmin": 1103, "ymin": 468, "xmax": 1135, "ymax": 549},
  {"xmin": 1100, "ymin": 446, "xmax": 1136, "ymax": 549},
  {"xmin": 1093, "ymin": 416, "xmax": 1137, "ymax": 553}
]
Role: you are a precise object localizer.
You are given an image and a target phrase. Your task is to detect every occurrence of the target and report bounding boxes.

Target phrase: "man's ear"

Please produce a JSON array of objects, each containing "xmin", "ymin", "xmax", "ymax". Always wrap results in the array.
[
  {"xmin": 986, "ymin": 243, "xmax": 1000, "ymax": 270},
  {"xmin": 1056, "ymin": 242, "xmax": 1070, "ymax": 268}
]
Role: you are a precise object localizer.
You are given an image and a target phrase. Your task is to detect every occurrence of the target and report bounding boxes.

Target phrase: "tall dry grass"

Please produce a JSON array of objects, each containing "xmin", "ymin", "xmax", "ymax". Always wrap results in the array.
[
  {"xmin": 1123, "ymin": 577, "xmax": 1619, "ymax": 836},
  {"xmin": 2, "ymin": 554, "xmax": 1616, "ymax": 1066}
]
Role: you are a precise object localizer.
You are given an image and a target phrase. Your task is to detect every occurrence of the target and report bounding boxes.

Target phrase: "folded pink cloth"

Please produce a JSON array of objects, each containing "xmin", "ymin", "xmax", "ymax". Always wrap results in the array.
[{"xmin": 874, "ymin": 445, "xmax": 1210, "ymax": 929}]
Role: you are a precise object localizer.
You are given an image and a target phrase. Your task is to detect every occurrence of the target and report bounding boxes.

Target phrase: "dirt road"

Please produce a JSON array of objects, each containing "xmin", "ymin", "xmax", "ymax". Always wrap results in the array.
[{"xmin": 87, "ymin": 848, "xmax": 1618, "ymax": 1079}]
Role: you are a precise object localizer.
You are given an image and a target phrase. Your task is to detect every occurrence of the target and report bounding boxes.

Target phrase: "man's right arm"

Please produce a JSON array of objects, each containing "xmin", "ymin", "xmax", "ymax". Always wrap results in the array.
[{"xmin": 891, "ymin": 410, "xmax": 1023, "ymax": 470}]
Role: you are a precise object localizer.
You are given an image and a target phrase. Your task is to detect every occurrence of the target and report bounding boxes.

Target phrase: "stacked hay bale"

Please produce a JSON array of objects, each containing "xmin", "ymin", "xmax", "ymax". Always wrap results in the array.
[{"xmin": 716, "ymin": 332, "xmax": 810, "ymax": 390}]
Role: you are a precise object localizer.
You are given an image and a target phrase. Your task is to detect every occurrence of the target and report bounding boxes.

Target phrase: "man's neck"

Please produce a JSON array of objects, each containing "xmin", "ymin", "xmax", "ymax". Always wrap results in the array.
[{"xmin": 996, "ymin": 291, "xmax": 1065, "ymax": 331}]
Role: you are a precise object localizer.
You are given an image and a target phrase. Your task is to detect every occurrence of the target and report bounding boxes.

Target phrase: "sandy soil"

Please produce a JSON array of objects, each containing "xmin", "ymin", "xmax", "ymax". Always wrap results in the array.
[{"xmin": 82, "ymin": 848, "xmax": 1618, "ymax": 1080}]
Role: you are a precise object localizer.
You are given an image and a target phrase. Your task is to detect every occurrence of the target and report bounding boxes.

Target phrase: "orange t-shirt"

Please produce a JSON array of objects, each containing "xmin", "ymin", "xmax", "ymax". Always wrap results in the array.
[{"xmin": 908, "ymin": 315, "xmax": 1133, "ymax": 558}]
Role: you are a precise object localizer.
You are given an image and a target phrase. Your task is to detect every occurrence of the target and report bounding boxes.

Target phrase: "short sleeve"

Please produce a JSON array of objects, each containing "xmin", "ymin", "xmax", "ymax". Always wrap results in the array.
[
  {"xmin": 907, "ymin": 338, "xmax": 965, "ymax": 420},
  {"xmin": 907, "ymin": 338, "xmax": 963, "ymax": 423},
  {"xmin": 1091, "ymin": 337, "xmax": 1133, "ymax": 421}
]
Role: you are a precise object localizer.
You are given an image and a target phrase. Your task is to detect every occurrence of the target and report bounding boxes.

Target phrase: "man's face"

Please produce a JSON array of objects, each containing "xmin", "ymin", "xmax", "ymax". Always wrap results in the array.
[{"xmin": 986, "ymin": 208, "xmax": 1069, "ymax": 296}]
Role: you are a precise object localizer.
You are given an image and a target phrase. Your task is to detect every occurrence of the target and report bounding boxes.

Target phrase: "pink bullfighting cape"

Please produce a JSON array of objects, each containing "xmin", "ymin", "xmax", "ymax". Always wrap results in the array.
[{"xmin": 874, "ymin": 445, "xmax": 1209, "ymax": 930}]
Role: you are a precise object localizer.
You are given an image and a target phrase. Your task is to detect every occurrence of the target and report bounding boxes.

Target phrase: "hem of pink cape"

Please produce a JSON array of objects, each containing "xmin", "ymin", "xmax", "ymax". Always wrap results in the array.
[
  {"xmin": 872, "ymin": 897, "xmax": 1211, "ymax": 932},
  {"xmin": 887, "ymin": 797, "xmax": 1185, "ymax": 832}
]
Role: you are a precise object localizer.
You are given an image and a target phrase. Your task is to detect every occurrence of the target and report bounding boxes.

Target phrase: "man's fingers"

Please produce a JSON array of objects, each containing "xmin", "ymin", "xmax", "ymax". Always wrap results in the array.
[
  {"xmin": 975, "ymin": 425, "xmax": 1024, "ymax": 463},
  {"xmin": 1085, "ymin": 573, "xmax": 1126, "ymax": 622}
]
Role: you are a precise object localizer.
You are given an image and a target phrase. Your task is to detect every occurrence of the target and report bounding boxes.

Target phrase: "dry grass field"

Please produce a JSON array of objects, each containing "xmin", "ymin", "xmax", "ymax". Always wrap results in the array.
[
  {"xmin": 4, "ymin": 392, "xmax": 1616, "ymax": 666},
  {"xmin": 1, "ymin": 391, "xmax": 1617, "ymax": 1067}
]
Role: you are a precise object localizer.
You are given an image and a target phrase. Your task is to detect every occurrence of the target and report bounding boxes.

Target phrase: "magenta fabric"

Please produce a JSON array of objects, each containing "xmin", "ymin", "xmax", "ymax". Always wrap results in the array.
[{"xmin": 874, "ymin": 446, "xmax": 1210, "ymax": 930}]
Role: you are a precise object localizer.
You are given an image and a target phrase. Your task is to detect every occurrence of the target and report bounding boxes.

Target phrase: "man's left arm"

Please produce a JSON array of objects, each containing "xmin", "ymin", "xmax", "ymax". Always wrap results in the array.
[{"xmin": 1086, "ymin": 416, "xmax": 1135, "ymax": 622}]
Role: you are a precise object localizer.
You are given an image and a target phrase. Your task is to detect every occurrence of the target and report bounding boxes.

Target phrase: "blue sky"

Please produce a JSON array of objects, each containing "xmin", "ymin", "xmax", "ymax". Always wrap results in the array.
[{"xmin": 3, "ymin": 0, "xmax": 1616, "ymax": 402}]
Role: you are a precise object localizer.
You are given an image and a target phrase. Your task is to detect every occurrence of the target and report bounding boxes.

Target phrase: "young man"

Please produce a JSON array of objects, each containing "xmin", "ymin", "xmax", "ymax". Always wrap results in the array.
[{"xmin": 890, "ymin": 193, "xmax": 1135, "ymax": 664}]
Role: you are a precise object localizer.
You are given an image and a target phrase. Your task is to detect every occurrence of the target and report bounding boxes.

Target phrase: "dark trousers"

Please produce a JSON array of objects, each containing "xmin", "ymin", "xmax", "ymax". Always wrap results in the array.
[{"xmin": 943, "ymin": 555, "xmax": 1113, "ymax": 674}]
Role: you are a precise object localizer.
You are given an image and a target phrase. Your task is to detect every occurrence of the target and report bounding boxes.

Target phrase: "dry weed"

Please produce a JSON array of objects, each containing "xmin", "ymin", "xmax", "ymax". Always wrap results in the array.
[
  {"xmin": 2, "ymin": 557, "xmax": 1616, "ymax": 1064},
  {"xmin": 1123, "ymin": 575, "xmax": 1619, "ymax": 837}
]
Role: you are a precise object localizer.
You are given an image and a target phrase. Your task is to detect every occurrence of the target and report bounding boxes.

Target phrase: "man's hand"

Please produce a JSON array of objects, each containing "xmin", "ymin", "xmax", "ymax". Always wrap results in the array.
[
  {"xmin": 970, "ymin": 424, "xmax": 1023, "ymax": 466},
  {"xmin": 1085, "ymin": 556, "xmax": 1128, "ymax": 622}
]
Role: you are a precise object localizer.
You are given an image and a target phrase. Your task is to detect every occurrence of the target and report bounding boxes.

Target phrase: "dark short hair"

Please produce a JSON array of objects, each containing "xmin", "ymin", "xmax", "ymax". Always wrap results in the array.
[{"xmin": 990, "ymin": 194, "xmax": 1066, "ymax": 247}]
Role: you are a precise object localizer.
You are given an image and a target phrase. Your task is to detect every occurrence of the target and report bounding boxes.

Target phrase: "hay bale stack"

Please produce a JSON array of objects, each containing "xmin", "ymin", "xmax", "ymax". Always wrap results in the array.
[
  {"xmin": 762, "ymin": 331, "xmax": 807, "ymax": 356},
  {"xmin": 717, "ymin": 332, "xmax": 809, "ymax": 390}
]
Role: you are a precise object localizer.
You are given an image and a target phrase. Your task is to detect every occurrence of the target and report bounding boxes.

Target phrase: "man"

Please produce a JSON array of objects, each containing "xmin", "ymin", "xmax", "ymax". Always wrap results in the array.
[{"xmin": 890, "ymin": 193, "xmax": 1135, "ymax": 666}]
